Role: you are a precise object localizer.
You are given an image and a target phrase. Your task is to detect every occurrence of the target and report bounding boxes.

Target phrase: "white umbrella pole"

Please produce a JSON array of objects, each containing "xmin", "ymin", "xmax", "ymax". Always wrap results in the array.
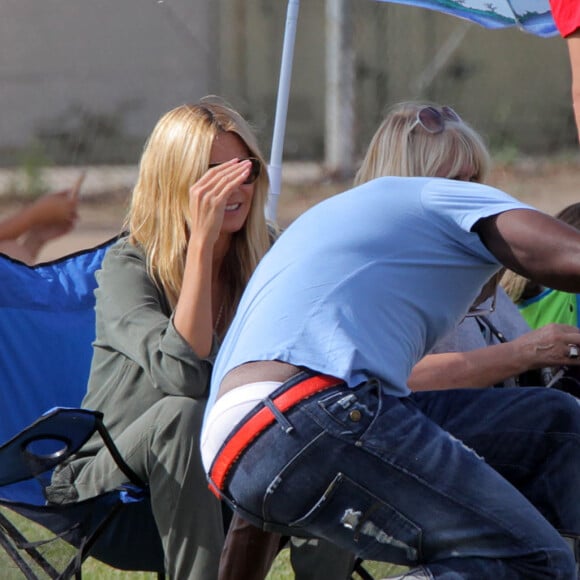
[{"xmin": 267, "ymin": 0, "xmax": 300, "ymax": 223}]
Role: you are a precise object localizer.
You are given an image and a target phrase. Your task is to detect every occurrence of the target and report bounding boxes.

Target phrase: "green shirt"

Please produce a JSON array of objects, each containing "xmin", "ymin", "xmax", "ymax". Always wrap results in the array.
[{"xmin": 518, "ymin": 288, "xmax": 580, "ymax": 330}]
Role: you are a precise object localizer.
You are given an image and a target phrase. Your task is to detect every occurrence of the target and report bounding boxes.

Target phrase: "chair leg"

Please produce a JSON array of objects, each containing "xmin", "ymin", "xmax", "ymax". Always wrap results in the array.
[
  {"xmin": 58, "ymin": 502, "xmax": 125, "ymax": 580},
  {"xmin": 0, "ymin": 510, "xmax": 61, "ymax": 579}
]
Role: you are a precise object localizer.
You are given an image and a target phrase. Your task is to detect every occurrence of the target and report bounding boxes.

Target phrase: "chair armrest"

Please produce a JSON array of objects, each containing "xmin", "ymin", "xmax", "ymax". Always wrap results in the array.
[{"xmin": 0, "ymin": 408, "xmax": 102, "ymax": 486}]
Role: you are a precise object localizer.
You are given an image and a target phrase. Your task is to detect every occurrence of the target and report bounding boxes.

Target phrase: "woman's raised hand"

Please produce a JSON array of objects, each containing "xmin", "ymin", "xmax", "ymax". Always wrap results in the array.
[{"xmin": 188, "ymin": 158, "xmax": 251, "ymax": 245}]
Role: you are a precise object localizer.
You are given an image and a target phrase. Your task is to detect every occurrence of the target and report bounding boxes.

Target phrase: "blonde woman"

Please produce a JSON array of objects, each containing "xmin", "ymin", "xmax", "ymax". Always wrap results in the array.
[
  {"xmin": 354, "ymin": 103, "xmax": 489, "ymax": 186},
  {"xmin": 47, "ymin": 98, "xmax": 271, "ymax": 579}
]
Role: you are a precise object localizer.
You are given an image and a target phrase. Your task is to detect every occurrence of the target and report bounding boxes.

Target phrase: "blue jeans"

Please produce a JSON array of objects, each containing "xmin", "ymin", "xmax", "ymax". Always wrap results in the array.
[{"xmin": 219, "ymin": 374, "xmax": 580, "ymax": 579}]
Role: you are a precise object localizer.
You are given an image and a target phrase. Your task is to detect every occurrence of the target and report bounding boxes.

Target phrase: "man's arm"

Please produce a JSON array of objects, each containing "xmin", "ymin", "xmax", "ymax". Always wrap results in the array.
[{"xmin": 474, "ymin": 209, "xmax": 580, "ymax": 293}]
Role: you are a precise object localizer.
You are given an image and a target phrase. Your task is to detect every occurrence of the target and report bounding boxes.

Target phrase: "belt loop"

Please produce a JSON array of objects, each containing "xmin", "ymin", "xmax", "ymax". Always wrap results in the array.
[{"xmin": 262, "ymin": 396, "xmax": 295, "ymax": 433}]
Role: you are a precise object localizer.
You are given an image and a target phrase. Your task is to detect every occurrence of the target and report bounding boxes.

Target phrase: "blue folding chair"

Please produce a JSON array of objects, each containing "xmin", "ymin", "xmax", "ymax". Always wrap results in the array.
[{"xmin": 0, "ymin": 238, "xmax": 164, "ymax": 579}]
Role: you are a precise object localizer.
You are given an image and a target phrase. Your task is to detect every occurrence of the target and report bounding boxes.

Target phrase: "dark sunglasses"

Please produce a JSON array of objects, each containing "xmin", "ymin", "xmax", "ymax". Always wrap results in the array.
[
  {"xmin": 208, "ymin": 157, "xmax": 261, "ymax": 185},
  {"xmin": 410, "ymin": 106, "xmax": 461, "ymax": 134}
]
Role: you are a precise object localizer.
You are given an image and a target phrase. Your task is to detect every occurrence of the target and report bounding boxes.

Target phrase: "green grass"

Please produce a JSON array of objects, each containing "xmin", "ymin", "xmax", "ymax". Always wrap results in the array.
[
  {"xmin": 57, "ymin": 548, "xmax": 407, "ymax": 579},
  {"xmin": 0, "ymin": 507, "xmax": 407, "ymax": 578},
  {"xmin": 264, "ymin": 548, "xmax": 407, "ymax": 579},
  {"xmin": 2, "ymin": 551, "xmax": 406, "ymax": 579}
]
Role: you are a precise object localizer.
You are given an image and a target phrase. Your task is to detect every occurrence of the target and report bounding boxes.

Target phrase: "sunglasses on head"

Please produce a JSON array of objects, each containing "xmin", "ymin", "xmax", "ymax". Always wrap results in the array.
[
  {"xmin": 208, "ymin": 157, "xmax": 261, "ymax": 185},
  {"xmin": 409, "ymin": 106, "xmax": 461, "ymax": 134}
]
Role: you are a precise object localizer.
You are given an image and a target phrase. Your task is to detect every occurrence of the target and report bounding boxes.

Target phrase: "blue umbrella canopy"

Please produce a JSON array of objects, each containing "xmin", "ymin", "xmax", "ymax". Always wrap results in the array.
[{"xmin": 377, "ymin": 0, "xmax": 557, "ymax": 37}]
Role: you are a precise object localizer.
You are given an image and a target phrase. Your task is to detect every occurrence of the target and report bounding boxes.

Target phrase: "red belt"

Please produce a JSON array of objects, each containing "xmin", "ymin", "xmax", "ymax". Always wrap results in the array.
[{"xmin": 209, "ymin": 373, "xmax": 343, "ymax": 498}]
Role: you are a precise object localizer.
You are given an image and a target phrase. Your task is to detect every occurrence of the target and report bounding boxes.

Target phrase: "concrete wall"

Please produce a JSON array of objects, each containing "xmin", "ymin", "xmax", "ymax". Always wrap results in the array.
[
  {"xmin": 232, "ymin": 0, "xmax": 573, "ymax": 159},
  {"xmin": 354, "ymin": 3, "xmax": 572, "ymax": 154},
  {"xmin": 0, "ymin": 0, "xmax": 573, "ymax": 166},
  {"xmin": 0, "ymin": 0, "xmax": 218, "ymax": 163}
]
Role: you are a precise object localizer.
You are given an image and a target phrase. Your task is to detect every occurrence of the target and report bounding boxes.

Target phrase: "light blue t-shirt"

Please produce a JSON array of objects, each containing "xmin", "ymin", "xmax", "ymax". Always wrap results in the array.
[{"xmin": 209, "ymin": 176, "xmax": 534, "ymax": 410}]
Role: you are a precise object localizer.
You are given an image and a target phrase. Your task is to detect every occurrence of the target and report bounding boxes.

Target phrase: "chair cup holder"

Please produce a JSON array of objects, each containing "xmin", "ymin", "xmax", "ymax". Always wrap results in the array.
[{"xmin": 21, "ymin": 435, "xmax": 71, "ymax": 472}]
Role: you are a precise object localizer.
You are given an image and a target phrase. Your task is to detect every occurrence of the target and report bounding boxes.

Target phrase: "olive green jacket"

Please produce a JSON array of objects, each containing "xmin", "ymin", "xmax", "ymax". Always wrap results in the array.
[{"xmin": 77, "ymin": 236, "xmax": 219, "ymax": 458}]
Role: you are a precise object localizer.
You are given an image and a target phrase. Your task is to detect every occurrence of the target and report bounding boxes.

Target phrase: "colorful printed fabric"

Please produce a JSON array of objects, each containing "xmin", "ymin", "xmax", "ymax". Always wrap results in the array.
[{"xmin": 376, "ymin": 0, "xmax": 557, "ymax": 38}]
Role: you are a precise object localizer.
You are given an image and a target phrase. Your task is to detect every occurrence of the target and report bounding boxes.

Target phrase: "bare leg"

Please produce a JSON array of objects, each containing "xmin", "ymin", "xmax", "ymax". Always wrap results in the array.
[{"xmin": 218, "ymin": 513, "xmax": 283, "ymax": 580}]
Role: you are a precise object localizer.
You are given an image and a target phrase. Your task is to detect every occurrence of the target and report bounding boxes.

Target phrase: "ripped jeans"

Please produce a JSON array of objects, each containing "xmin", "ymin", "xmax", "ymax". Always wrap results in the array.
[{"xmin": 219, "ymin": 375, "xmax": 580, "ymax": 579}]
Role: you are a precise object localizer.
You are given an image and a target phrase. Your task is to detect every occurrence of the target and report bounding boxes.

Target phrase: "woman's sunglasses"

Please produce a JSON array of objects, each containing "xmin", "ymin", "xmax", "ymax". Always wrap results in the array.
[
  {"xmin": 409, "ymin": 106, "xmax": 461, "ymax": 134},
  {"xmin": 208, "ymin": 157, "xmax": 261, "ymax": 185}
]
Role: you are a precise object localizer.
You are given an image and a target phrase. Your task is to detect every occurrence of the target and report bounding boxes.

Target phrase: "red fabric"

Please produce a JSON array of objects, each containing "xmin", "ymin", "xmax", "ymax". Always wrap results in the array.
[{"xmin": 550, "ymin": 0, "xmax": 580, "ymax": 37}]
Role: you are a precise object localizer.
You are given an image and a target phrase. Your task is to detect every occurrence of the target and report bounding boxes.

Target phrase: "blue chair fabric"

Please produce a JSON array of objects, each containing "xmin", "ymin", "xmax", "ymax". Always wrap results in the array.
[{"xmin": 0, "ymin": 238, "xmax": 164, "ymax": 579}]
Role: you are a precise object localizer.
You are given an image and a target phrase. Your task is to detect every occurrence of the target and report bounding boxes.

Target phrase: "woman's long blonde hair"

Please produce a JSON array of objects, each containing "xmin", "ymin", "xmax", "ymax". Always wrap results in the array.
[
  {"xmin": 354, "ymin": 101, "xmax": 491, "ymax": 185},
  {"xmin": 126, "ymin": 98, "xmax": 271, "ymax": 315}
]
